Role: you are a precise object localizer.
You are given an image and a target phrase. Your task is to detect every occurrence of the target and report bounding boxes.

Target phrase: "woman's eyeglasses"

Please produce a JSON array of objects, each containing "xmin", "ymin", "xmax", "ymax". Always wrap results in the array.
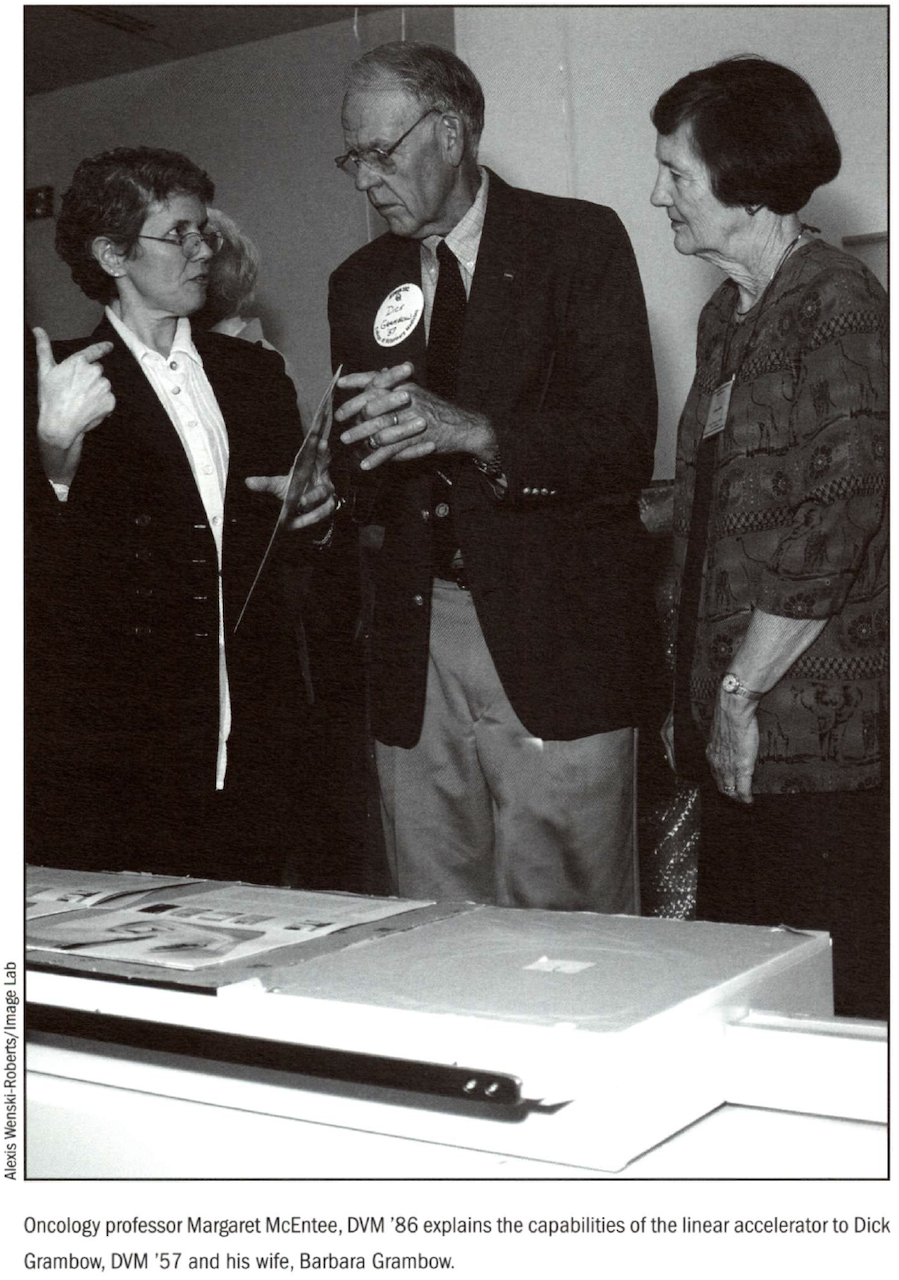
[{"xmin": 137, "ymin": 229, "xmax": 224, "ymax": 258}]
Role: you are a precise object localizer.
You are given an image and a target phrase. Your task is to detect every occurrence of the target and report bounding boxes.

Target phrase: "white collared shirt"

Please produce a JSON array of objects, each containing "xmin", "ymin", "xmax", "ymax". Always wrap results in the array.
[
  {"xmin": 420, "ymin": 168, "xmax": 489, "ymax": 336},
  {"xmin": 105, "ymin": 307, "xmax": 232, "ymax": 790}
]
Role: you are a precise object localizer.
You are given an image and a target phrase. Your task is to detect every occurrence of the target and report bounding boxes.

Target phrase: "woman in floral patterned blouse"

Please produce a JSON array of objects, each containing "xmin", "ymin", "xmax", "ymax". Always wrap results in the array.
[{"xmin": 650, "ymin": 57, "xmax": 887, "ymax": 1018}]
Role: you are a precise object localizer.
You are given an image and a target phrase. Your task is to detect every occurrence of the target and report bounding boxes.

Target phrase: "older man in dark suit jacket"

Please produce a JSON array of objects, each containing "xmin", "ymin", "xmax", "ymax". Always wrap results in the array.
[{"xmin": 330, "ymin": 43, "xmax": 659, "ymax": 911}]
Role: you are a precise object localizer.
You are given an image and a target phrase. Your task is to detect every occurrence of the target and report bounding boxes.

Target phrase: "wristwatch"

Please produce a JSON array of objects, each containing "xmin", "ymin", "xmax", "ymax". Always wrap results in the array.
[{"xmin": 721, "ymin": 672, "xmax": 764, "ymax": 702}]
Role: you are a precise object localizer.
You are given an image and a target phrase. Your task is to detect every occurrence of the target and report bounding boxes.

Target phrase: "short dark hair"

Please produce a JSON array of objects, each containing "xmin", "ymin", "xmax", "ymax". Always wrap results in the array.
[
  {"xmin": 194, "ymin": 208, "xmax": 260, "ymax": 328},
  {"xmin": 55, "ymin": 146, "xmax": 215, "ymax": 302},
  {"xmin": 346, "ymin": 41, "xmax": 485, "ymax": 147},
  {"xmin": 651, "ymin": 56, "xmax": 840, "ymax": 214}
]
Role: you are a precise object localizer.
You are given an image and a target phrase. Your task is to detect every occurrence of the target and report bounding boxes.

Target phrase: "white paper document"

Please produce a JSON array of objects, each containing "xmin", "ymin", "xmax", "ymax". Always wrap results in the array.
[
  {"xmin": 25, "ymin": 877, "xmax": 430, "ymax": 970},
  {"xmin": 26, "ymin": 867, "xmax": 198, "ymax": 920}
]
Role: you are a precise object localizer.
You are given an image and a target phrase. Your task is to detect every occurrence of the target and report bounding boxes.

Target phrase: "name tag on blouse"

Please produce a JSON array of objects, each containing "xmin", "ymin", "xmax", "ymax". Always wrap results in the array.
[{"xmin": 703, "ymin": 377, "xmax": 734, "ymax": 439}]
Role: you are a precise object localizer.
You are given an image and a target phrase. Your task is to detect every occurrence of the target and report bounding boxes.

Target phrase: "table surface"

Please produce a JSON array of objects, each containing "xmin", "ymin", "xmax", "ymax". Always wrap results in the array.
[{"xmin": 28, "ymin": 1057, "xmax": 887, "ymax": 1180}]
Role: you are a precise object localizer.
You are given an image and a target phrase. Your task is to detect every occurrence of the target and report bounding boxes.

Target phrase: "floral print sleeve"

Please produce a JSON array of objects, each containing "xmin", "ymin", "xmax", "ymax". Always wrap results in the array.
[
  {"xmin": 750, "ymin": 261, "xmax": 888, "ymax": 619},
  {"xmin": 673, "ymin": 240, "xmax": 888, "ymax": 792}
]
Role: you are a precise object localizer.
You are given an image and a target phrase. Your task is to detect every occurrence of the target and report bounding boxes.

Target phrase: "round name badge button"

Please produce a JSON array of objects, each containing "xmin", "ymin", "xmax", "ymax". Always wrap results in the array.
[{"xmin": 373, "ymin": 283, "xmax": 424, "ymax": 347}]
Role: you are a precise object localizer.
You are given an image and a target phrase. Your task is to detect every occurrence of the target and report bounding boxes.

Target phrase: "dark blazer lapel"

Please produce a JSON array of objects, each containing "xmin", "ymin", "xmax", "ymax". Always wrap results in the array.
[
  {"xmin": 90, "ymin": 317, "xmax": 185, "ymax": 457},
  {"xmin": 87, "ymin": 317, "xmax": 209, "ymax": 516},
  {"xmin": 456, "ymin": 170, "xmax": 530, "ymax": 401},
  {"xmin": 89, "ymin": 316, "xmax": 162, "ymax": 422},
  {"xmin": 192, "ymin": 330, "xmax": 250, "ymax": 471},
  {"xmin": 368, "ymin": 234, "xmax": 428, "ymax": 378}
]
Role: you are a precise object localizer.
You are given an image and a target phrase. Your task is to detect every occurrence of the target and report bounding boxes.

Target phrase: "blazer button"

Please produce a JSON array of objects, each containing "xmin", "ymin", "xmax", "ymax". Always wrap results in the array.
[
  {"xmin": 131, "ymin": 625, "xmax": 153, "ymax": 638},
  {"xmin": 134, "ymin": 513, "xmax": 152, "ymax": 528},
  {"xmin": 134, "ymin": 548, "xmax": 153, "ymax": 562},
  {"xmin": 413, "ymin": 594, "xmax": 424, "ymax": 607}
]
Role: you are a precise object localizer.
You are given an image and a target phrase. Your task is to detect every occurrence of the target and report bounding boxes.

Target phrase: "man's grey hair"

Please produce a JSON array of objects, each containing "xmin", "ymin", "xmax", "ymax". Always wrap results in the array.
[{"xmin": 346, "ymin": 42, "xmax": 485, "ymax": 148}]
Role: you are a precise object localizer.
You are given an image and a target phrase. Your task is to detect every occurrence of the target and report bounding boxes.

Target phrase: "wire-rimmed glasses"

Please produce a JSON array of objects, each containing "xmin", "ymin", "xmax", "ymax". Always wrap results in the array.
[
  {"xmin": 335, "ymin": 108, "xmax": 438, "ymax": 176},
  {"xmin": 137, "ymin": 229, "xmax": 224, "ymax": 258}
]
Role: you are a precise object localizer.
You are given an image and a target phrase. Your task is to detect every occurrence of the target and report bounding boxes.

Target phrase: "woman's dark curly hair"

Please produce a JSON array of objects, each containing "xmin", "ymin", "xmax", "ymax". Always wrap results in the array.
[
  {"xmin": 55, "ymin": 146, "xmax": 215, "ymax": 303},
  {"xmin": 651, "ymin": 56, "xmax": 840, "ymax": 215}
]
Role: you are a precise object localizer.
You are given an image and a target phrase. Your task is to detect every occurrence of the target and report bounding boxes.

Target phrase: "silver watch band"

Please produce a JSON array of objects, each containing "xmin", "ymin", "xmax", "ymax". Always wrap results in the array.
[{"xmin": 721, "ymin": 672, "xmax": 764, "ymax": 701}]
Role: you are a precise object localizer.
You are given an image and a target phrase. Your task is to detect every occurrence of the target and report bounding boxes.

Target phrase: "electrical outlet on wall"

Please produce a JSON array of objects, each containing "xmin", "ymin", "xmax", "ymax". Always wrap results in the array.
[{"xmin": 26, "ymin": 186, "xmax": 54, "ymax": 220}]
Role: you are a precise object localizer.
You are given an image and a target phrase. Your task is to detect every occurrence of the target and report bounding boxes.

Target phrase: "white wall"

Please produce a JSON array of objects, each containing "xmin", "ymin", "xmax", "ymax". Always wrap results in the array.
[
  {"xmin": 25, "ymin": 5, "xmax": 454, "ymax": 423},
  {"xmin": 455, "ymin": 5, "xmax": 887, "ymax": 477},
  {"xmin": 25, "ymin": 6, "xmax": 887, "ymax": 457}
]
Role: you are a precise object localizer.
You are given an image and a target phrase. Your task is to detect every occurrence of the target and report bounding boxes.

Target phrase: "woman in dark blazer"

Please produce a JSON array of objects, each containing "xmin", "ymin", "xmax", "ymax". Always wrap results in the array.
[{"xmin": 27, "ymin": 146, "xmax": 339, "ymax": 885}]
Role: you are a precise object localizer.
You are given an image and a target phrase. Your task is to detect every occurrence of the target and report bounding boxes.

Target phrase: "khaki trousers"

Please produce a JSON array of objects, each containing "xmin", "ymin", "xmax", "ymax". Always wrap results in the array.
[{"xmin": 375, "ymin": 580, "xmax": 639, "ymax": 911}]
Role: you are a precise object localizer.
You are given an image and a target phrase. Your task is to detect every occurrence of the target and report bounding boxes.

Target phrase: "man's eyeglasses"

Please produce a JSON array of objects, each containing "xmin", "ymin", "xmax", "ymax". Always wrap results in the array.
[
  {"xmin": 335, "ymin": 108, "xmax": 438, "ymax": 176},
  {"xmin": 137, "ymin": 229, "xmax": 224, "ymax": 258}
]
